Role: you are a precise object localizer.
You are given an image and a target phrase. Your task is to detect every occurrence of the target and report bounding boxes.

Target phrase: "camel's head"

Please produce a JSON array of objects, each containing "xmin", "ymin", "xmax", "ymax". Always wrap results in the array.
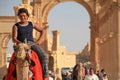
[{"xmin": 14, "ymin": 43, "xmax": 31, "ymax": 60}]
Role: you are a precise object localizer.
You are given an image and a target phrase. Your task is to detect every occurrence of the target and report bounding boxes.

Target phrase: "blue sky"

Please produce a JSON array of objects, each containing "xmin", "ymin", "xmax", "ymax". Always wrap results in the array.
[{"xmin": 0, "ymin": 0, "xmax": 90, "ymax": 53}]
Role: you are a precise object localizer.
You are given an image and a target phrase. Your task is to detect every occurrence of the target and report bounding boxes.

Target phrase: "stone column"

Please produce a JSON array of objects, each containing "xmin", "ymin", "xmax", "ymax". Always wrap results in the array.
[
  {"xmin": 52, "ymin": 30, "xmax": 60, "ymax": 51},
  {"xmin": 95, "ymin": 37, "xmax": 100, "ymax": 71},
  {"xmin": 89, "ymin": 22, "xmax": 97, "ymax": 70}
]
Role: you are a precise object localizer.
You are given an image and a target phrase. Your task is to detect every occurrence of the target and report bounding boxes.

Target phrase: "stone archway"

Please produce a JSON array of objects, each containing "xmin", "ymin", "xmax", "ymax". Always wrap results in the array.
[
  {"xmin": 40, "ymin": 0, "xmax": 96, "ymax": 66},
  {"xmin": 0, "ymin": 33, "xmax": 12, "ymax": 78},
  {"xmin": 38, "ymin": 0, "xmax": 97, "ymax": 79}
]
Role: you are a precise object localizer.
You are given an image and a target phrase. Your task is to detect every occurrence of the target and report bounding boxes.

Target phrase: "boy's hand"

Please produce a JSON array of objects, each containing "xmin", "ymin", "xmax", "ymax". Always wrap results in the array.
[{"xmin": 35, "ymin": 41, "xmax": 41, "ymax": 45}]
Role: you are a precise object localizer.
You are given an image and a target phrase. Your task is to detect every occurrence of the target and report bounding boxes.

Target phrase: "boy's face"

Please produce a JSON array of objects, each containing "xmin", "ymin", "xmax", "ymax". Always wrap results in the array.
[{"xmin": 18, "ymin": 12, "xmax": 28, "ymax": 23}]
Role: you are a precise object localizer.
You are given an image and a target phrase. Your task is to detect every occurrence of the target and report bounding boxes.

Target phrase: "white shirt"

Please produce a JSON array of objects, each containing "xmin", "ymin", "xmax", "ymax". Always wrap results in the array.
[
  {"xmin": 84, "ymin": 74, "xmax": 99, "ymax": 80},
  {"xmin": 49, "ymin": 76, "xmax": 53, "ymax": 80}
]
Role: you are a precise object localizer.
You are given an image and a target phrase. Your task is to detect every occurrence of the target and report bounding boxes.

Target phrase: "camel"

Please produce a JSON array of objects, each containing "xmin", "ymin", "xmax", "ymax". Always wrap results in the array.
[
  {"xmin": 14, "ymin": 43, "xmax": 31, "ymax": 80},
  {"xmin": 72, "ymin": 63, "xmax": 86, "ymax": 80},
  {"xmin": 5, "ymin": 43, "xmax": 43, "ymax": 80}
]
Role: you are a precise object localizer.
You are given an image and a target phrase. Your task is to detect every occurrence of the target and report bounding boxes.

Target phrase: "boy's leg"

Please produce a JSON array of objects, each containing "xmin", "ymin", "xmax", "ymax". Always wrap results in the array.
[{"xmin": 30, "ymin": 44, "xmax": 49, "ymax": 78}]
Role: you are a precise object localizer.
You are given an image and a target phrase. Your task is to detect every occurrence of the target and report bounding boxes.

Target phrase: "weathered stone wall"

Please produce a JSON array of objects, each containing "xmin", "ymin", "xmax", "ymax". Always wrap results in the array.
[{"xmin": 97, "ymin": 0, "xmax": 120, "ymax": 79}]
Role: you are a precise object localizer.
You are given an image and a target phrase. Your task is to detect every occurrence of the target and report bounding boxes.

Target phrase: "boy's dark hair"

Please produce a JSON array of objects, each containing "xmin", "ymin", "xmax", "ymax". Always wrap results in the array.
[{"xmin": 17, "ymin": 8, "xmax": 29, "ymax": 16}]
